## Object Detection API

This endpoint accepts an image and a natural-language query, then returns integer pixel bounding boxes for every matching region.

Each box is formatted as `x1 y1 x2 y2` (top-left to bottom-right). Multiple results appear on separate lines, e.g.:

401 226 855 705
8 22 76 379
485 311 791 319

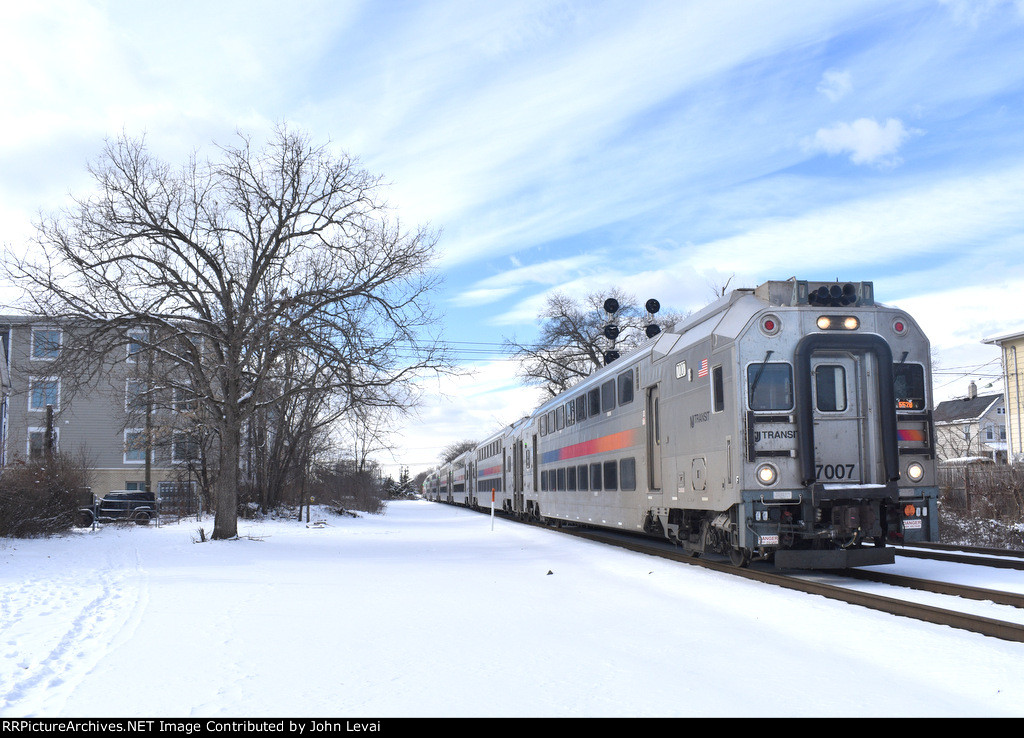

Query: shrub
0 454 93 537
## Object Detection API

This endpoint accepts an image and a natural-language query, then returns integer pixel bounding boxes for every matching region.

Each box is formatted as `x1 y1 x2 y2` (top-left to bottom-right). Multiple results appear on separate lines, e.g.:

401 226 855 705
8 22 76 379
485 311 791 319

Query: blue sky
2 0 1024 474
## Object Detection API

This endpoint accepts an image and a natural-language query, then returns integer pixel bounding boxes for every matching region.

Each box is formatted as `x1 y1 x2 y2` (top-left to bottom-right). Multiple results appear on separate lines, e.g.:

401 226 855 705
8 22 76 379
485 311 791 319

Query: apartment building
0 316 198 499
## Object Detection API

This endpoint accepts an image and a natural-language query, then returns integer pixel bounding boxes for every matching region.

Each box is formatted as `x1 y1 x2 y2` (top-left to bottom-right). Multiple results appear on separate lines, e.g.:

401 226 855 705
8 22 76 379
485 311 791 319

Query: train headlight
817 315 859 330
906 462 925 483
756 463 778 486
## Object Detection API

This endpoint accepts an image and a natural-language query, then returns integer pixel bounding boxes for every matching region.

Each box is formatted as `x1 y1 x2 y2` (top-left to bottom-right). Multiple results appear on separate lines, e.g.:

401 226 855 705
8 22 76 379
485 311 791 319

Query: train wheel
729 547 750 567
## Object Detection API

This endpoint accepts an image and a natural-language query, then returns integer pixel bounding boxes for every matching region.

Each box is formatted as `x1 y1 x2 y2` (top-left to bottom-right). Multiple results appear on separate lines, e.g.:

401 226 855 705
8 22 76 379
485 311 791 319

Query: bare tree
505 289 685 397
338 404 402 474
441 440 477 464
936 422 987 461
4 126 449 539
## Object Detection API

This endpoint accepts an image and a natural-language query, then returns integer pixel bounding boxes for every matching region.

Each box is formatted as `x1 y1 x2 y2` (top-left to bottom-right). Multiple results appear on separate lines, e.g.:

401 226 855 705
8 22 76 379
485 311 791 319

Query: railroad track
839 569 1024 609
537 517 1024 644
442 501 1024 643
895 541 1024 570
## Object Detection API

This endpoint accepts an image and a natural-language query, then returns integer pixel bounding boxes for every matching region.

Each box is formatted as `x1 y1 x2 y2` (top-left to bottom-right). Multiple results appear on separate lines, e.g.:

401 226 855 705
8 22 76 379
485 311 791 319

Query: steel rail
840 569 1024 609
557 526 1024 644
441 501 1024 643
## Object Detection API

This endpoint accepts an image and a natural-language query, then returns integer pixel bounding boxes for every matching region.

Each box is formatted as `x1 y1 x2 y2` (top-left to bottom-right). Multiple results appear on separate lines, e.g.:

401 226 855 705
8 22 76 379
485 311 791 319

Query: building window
29 377 60 411
173 386 196 412
126 379 147 412
127 330 147 363
172 433 200 463
31 328 61 360
27 427 58 459
124 429 148 464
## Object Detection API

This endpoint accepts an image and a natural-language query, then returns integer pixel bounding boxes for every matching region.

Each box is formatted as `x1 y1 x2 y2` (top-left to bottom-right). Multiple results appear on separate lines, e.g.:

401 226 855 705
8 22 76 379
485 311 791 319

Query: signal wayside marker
491 488 496 531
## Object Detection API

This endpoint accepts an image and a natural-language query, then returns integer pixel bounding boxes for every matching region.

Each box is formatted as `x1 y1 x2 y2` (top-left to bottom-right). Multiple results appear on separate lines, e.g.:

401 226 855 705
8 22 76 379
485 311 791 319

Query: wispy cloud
803 118 919 167
3 1 1024 465
451 253 606 307
817 69 853 101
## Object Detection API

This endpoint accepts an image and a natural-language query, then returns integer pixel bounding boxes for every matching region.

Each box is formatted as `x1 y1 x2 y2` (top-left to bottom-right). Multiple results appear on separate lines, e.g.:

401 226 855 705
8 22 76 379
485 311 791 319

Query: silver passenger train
425 279 939 568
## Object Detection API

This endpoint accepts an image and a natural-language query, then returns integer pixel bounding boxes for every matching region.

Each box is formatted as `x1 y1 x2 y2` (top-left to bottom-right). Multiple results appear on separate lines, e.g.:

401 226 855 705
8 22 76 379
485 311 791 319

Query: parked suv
77 490 158 526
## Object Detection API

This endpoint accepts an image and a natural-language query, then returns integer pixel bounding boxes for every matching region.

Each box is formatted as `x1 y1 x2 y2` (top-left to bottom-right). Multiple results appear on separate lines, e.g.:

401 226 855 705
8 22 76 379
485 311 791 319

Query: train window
711 365 725 413
540 470 548 492
567 466 576 491
815 365 847 412
556 406 565 430
618 370 634 405
747 363 794 411
588 388 601 416
601 380 616 413
603 460 618 491
577 465 588 491
557 467 566 491
575 395 587 423
620 458 636 491
590 463 602 491
565 400 575 426
894 363 926 410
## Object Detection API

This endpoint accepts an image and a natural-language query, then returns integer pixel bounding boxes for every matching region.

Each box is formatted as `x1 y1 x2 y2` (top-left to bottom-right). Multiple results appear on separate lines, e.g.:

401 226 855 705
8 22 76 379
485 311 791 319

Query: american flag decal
698 358 708 378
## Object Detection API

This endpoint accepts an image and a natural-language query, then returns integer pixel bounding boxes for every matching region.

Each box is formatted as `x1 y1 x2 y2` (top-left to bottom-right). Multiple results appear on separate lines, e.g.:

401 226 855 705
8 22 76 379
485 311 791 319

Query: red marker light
760 314 781 335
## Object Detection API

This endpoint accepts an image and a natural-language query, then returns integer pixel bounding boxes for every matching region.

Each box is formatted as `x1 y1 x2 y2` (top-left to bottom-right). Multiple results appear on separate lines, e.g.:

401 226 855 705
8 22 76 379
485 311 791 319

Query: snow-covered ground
2 500 1023 717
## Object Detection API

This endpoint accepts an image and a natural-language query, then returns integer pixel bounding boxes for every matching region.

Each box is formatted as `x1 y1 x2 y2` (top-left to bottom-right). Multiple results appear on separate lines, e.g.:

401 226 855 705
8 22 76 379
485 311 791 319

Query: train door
528 434 538 513
796 333 899 490
809 353 867 485
646 384 662 490
513 439 524 513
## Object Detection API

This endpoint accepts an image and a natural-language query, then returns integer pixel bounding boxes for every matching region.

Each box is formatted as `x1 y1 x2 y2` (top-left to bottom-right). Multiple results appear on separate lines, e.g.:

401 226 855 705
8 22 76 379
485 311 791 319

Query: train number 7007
815 463 857 481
